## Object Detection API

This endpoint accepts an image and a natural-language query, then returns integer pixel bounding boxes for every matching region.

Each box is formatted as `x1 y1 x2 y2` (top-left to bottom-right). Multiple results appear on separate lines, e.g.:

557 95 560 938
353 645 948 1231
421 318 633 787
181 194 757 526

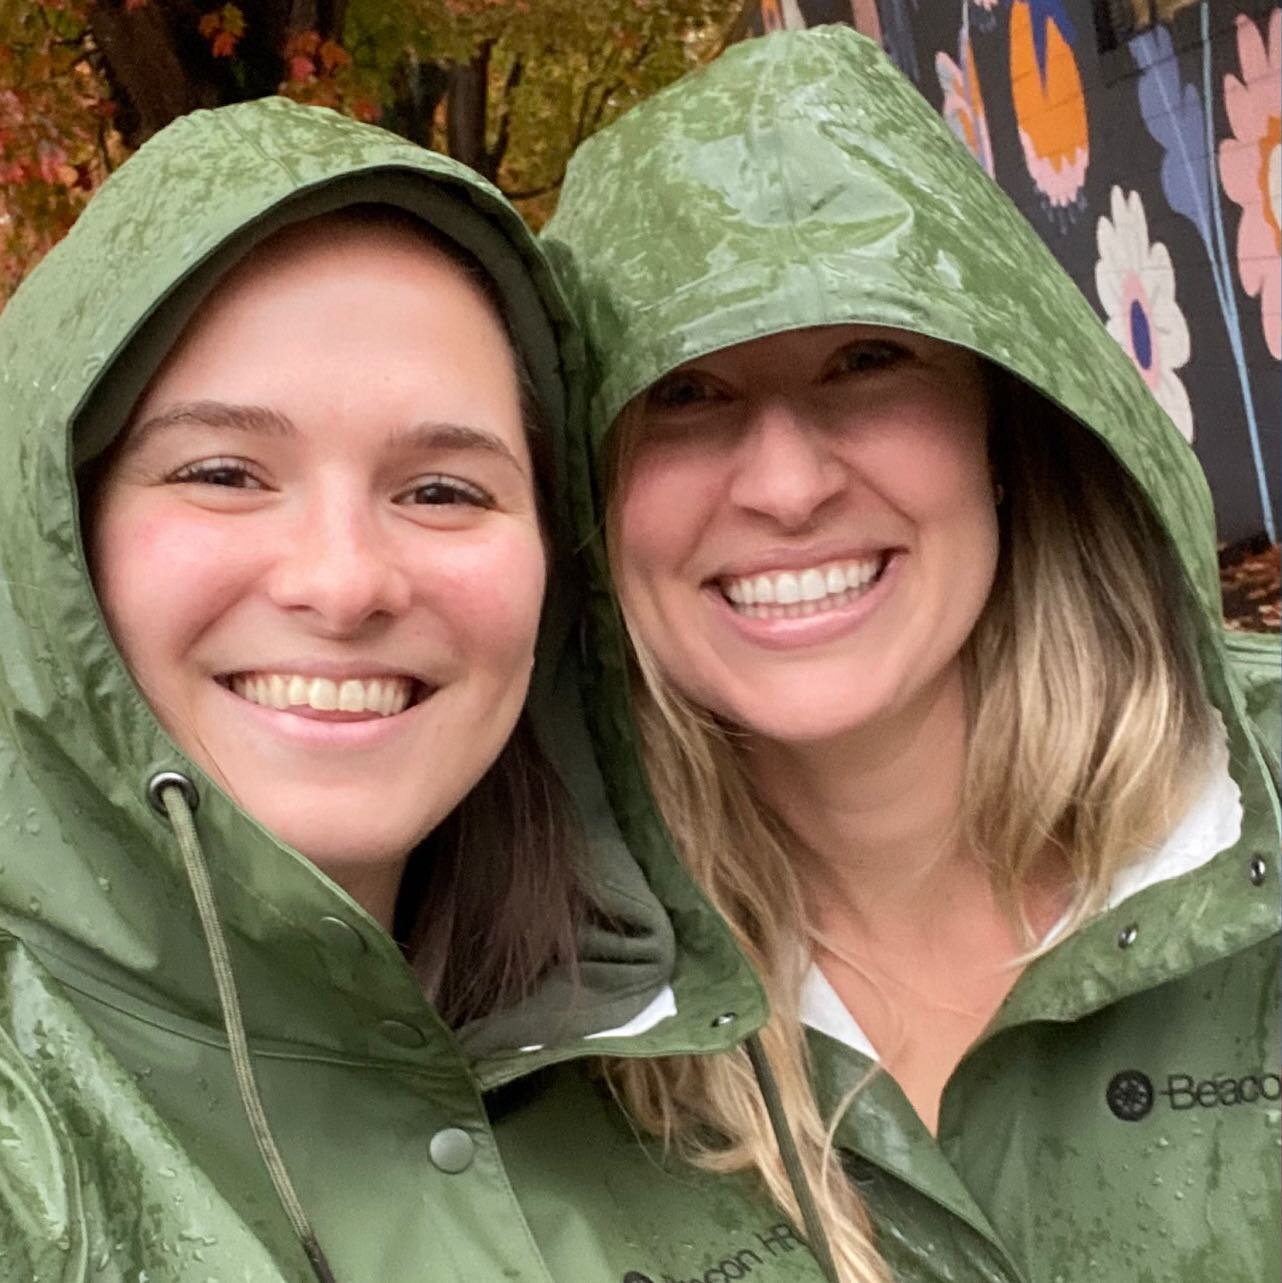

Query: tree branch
485 54 524 177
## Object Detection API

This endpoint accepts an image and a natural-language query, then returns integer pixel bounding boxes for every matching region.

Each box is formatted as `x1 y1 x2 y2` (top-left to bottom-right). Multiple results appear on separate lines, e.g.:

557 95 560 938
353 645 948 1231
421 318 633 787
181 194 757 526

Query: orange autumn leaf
284 30 321 58
318 39 349 73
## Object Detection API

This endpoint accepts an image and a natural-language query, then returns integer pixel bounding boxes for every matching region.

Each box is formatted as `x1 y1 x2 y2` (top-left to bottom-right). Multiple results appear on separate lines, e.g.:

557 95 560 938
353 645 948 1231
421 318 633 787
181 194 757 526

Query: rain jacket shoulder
0 99 835 1283
542 26 1282 1283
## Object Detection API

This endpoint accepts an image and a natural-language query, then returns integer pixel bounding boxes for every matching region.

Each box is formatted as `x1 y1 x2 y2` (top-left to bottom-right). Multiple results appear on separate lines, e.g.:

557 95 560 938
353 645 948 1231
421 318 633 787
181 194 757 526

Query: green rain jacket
543 26 1282 1283
0 99 836 1283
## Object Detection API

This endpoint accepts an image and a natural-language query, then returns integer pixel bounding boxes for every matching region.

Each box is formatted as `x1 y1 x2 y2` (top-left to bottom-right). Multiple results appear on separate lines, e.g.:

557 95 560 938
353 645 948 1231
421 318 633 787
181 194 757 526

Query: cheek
90 503 254 668
612 457 716 609
417 527 546 664
868 395 993 522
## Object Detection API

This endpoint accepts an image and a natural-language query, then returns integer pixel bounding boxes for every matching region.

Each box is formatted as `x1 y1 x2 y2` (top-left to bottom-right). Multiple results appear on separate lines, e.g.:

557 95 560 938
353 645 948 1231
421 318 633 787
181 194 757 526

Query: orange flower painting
1009 0 1089 210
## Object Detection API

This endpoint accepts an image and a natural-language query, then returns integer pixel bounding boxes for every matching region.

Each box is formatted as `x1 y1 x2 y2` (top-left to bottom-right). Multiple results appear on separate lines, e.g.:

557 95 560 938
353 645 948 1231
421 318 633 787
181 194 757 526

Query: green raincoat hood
0 97 766 1085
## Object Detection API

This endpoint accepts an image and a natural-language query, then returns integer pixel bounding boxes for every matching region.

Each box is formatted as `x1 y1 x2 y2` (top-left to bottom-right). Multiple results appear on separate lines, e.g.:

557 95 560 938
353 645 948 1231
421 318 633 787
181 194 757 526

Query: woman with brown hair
0 96 840 1283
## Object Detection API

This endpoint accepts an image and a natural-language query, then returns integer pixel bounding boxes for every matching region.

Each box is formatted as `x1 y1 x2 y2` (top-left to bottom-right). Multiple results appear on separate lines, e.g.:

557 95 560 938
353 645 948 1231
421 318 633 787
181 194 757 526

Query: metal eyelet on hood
147 770 200 818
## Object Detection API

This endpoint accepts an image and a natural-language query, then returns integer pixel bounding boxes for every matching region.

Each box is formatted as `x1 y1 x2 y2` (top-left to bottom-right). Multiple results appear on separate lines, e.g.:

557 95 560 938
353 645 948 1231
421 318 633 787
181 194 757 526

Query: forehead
189 216 496 338
134 216 517 404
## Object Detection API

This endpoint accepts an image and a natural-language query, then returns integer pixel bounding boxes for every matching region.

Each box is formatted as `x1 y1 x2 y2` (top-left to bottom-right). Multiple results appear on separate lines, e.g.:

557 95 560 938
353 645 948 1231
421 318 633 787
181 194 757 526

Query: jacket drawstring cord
153 776 338 1283
744 1032 842 1283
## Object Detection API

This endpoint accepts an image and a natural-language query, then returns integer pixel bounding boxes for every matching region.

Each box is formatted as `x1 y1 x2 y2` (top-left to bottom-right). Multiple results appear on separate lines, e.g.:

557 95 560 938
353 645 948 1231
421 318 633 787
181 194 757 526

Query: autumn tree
0 0 753 299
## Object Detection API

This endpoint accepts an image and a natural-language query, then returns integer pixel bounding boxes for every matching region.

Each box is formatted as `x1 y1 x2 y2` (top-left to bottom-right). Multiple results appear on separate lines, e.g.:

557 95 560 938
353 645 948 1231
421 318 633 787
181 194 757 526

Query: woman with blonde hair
545 26 1281 1283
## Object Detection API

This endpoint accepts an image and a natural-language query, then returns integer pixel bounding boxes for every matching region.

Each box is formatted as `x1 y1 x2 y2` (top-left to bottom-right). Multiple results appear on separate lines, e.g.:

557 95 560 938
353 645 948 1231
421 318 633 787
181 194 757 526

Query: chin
262 808 426 872
732 708 880 746
707 680 889 746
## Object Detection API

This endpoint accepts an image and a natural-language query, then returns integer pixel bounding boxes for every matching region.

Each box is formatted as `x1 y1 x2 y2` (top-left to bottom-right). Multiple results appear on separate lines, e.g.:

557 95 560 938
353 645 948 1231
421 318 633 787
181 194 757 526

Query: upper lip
708 545 899 581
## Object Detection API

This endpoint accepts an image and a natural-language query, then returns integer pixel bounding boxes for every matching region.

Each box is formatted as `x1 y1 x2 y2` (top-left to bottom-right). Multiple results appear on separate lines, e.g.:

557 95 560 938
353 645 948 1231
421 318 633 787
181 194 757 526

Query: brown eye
396 475 493 508
169 458 266 489
827 341 908 379
646 370 725 411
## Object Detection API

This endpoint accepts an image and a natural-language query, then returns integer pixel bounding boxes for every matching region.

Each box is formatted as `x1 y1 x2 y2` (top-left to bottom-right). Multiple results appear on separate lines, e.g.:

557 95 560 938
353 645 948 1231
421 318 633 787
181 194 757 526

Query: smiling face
611 325 998 746
88 217 546 894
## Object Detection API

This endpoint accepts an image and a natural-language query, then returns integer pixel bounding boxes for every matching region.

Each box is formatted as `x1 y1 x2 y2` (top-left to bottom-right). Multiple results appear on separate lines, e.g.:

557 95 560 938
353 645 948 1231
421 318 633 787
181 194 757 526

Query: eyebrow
390 421 527 475
127 401 526 474
128 400 295 447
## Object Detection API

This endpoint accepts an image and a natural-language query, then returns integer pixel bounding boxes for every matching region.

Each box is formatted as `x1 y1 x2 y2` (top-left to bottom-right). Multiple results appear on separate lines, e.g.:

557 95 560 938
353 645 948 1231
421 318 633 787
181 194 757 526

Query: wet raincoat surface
0 99 835 1283
542 26 1282 1283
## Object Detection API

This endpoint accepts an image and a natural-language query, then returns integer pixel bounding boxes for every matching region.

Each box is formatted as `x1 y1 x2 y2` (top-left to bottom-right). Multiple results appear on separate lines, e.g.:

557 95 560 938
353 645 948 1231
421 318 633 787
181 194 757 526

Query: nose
727 400 846 529
266 491 412 634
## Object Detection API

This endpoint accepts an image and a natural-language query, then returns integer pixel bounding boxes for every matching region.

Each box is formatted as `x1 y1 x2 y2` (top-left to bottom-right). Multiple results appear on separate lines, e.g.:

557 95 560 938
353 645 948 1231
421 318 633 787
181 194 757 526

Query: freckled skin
88 222 546 912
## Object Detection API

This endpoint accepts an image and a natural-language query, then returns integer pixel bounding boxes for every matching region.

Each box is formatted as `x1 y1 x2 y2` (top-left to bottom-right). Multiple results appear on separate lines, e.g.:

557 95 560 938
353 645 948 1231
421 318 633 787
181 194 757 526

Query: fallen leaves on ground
1220 538 1280 633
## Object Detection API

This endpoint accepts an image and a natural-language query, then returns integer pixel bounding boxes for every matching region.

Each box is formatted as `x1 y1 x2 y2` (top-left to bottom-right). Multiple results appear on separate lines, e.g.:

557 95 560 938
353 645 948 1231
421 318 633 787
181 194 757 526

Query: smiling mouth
715 552 893 619
218 672 428 718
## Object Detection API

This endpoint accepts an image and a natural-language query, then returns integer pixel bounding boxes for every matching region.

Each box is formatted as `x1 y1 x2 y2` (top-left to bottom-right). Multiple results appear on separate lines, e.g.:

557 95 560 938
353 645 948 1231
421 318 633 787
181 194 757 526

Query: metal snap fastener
377 1019 426 1048
710 1012 736 1027
1248 856 1268 886
147 770 199 817
429 1127 475 1174
1117 924 1138 949
317 915 368 956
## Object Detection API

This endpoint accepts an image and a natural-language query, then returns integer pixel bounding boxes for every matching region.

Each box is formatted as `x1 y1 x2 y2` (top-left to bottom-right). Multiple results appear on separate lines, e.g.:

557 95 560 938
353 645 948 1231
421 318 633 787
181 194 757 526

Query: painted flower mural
1009 0 1089 213
1218 10 1281 359
936 21 994 176
1095 186 1194 441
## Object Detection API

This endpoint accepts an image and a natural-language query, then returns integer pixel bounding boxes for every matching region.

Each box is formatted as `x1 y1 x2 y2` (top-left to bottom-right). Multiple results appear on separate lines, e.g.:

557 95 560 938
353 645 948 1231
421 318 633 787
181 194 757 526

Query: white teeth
230 673 414 717
309 678 339 711
268 674 289 709
800 569 827 602
720 555 886 616
775 572 801 605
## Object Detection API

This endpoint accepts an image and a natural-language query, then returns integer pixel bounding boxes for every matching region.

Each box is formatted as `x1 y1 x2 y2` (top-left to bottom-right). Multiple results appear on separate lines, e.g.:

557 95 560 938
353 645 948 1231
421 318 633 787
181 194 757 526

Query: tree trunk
385 51 450 147
446 40 493 180
87 0 221 147
87 0 348 150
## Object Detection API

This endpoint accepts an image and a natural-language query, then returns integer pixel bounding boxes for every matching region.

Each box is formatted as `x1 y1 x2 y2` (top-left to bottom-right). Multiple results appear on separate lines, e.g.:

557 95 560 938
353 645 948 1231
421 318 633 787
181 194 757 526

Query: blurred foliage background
0 0 757 299
1 1 1275 628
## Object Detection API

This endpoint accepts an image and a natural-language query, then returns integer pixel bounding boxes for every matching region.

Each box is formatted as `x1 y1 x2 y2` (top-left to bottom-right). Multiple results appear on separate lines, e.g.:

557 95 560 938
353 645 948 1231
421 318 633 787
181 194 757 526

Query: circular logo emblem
1107 1069 1155 1121
622 1274 654 1283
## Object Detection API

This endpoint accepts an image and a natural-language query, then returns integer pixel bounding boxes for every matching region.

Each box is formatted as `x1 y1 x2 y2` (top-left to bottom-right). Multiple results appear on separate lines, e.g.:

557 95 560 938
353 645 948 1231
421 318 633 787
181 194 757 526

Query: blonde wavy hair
597 369 1216 1283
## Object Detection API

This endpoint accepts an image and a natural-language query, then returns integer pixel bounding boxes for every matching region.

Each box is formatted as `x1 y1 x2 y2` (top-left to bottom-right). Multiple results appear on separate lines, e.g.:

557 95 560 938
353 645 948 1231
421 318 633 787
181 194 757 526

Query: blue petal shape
1027 0 1079 84
1130 26 1213 255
